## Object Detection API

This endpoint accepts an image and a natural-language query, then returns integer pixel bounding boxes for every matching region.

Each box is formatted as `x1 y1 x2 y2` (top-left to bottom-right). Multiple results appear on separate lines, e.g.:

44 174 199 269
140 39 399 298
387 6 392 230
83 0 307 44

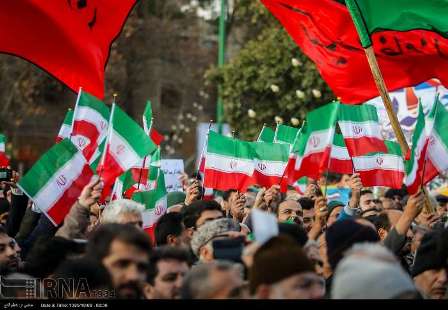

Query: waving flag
257 125 275 143
71 90 110 161
143 100 164 146
274 124 299 145
0 135 9 167
0 0 136 98
261 0 448 103
18 139 94 225
252 142 290 188
56 109 74 143
329 134 353 175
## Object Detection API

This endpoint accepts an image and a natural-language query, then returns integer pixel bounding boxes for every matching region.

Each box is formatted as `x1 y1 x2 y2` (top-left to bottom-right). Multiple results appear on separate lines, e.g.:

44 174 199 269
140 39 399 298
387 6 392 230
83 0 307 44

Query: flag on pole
132 170 168 230
17 139 94 225
261 0 448 103
405 104 430 194
352 140 405 189
0 135 9 167
252 141 290 189
70 90 110 161
292 177 308 195
98 104 157 194
143 100 164 146
337 103 387 156
204 131 255 192
257 125 275 143
56 109 74 143
329 133 353 175
274 124 299 145
0 0 136 98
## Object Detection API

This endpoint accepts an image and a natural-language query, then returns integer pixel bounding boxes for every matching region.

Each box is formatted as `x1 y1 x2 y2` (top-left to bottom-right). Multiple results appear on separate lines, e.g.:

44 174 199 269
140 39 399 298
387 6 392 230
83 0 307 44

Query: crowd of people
0 170 447 299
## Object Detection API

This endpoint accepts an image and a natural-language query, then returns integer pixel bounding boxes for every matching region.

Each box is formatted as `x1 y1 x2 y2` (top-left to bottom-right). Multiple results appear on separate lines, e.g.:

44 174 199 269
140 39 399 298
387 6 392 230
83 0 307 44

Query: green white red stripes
18 139 94 225
71 89 110 161
329 133 353 174
252 141 289 188
99 104 157 190
56 109 74 143
275 124 299 145
337 104 387 156
353 141 404 189
0 134 9 167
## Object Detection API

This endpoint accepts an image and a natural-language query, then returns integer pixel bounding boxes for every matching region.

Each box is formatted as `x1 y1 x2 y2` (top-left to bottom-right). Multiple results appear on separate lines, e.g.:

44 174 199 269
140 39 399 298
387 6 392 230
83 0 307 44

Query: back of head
155 213 183 246
147 246 190 285
181 200 223 229
52 257 113 299
249 235 314 295
332 243 417 299
101 199 144 224
24 237 86 278
297 197 314 210
86 223 152 262
325 220 379 271
278 222 308 247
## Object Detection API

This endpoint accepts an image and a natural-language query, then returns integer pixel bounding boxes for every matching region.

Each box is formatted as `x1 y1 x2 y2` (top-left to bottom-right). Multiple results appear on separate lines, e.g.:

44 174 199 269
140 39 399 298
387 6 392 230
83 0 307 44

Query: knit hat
325 220 380 271
249 235 314 294
167 191 186 208
327 200 344 218
411 228 448 277
190 218 240 257
332 254 416 298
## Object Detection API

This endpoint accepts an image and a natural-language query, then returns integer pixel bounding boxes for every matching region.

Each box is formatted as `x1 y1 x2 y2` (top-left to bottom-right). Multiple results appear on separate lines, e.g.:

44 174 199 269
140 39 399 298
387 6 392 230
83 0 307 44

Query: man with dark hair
155 213 188 248
383 188 407 211
0 225 20 275
86 223 152 299
52 258 114 299
181 200 224 233
275 199 302 225
144 246 190 299
297 197 315 232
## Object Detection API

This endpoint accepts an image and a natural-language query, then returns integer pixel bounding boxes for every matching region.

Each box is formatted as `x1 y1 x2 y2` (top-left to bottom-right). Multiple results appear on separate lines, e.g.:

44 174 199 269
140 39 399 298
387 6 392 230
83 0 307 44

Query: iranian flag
18 139 94 225
337 103 387 157
405 104 430 194
71 89 110 161
98 104 157 195
420 97 448 186
257 125 275 143
352 141 405 189
132 170 167 231
89 140 106 172
329 133 353 175
204 131 255 192
275 124 299 145
252 141 290 189
143 100 164 146
55 109 74 143
293 177 308 195
0 134 9 167
287 102 339 182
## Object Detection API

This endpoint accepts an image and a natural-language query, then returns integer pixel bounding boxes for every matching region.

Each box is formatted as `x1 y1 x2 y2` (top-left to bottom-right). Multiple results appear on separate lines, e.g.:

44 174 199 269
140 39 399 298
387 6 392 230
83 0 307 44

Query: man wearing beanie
412 228 448 299
249 235 325 299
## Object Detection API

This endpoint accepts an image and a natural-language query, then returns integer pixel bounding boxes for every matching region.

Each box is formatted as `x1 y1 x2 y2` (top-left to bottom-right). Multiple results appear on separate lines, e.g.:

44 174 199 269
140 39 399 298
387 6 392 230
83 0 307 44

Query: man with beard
86 223 152 299
0 226 20 275
275 199 302 225
144 246 190 299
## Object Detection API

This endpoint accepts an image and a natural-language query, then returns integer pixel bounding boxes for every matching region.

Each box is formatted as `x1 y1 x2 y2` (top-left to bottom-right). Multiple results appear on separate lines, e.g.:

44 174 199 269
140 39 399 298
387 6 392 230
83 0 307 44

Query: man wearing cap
249 235 325 299
412 228 448 299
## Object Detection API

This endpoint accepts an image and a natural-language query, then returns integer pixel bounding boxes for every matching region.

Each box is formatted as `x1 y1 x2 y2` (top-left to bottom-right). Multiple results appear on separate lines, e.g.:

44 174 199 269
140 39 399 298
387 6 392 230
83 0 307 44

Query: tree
205 0 336 139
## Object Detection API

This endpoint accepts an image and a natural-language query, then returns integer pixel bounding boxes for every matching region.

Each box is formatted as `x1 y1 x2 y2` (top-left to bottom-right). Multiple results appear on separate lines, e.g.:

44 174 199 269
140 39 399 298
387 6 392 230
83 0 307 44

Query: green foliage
206 1 335 139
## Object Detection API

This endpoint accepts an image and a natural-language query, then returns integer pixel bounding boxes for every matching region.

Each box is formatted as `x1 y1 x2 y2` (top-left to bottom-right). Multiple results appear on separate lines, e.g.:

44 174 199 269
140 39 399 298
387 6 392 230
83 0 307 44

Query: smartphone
212 236 245 263
0 168 12 182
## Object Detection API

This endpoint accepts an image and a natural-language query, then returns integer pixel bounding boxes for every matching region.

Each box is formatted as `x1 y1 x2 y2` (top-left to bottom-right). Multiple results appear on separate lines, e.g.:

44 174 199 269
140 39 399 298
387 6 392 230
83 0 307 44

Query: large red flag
261 0 448 104
0 0 136 99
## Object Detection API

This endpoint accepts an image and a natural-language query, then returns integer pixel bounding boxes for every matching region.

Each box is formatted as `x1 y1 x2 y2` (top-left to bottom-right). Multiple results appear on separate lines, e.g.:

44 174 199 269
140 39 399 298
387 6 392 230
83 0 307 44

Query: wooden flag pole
364 47 433 214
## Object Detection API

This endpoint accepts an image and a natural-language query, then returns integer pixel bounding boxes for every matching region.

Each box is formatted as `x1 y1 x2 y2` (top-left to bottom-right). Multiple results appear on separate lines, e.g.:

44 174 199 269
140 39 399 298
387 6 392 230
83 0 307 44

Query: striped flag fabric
55 109 74 143
405 104 430 194
329 133 353 175
275 124 299 145
143 100 164 146
18 139 94 225
204 131 255 192
353 140 405 189
257 125 275 143
98 104 157 194
292 177 308 194
0 134 9 167
71 90 110 162
337 104 387 157
252 141 290 188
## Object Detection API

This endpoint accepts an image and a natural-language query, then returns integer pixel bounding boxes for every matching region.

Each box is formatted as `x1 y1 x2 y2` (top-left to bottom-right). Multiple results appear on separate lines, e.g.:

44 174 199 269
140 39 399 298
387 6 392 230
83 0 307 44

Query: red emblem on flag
116 144 125 155
258 163 267 171
309 136 320 148
56 175 67 187
353 125 363 136
376 156 384 166
230 160 237 170
155 204 164 216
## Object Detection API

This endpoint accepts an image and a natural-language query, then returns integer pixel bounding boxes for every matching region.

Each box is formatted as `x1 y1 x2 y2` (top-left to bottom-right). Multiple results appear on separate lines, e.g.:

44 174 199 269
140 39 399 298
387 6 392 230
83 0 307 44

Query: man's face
0 234 19 274
196 210 223 228
102 239 149 299
270 272 325 299
414 268 448 299
277 200 302 224
360 193 376 212
150 259 189 299
302 209 315 232
327 206 343 226
117 212 143 229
